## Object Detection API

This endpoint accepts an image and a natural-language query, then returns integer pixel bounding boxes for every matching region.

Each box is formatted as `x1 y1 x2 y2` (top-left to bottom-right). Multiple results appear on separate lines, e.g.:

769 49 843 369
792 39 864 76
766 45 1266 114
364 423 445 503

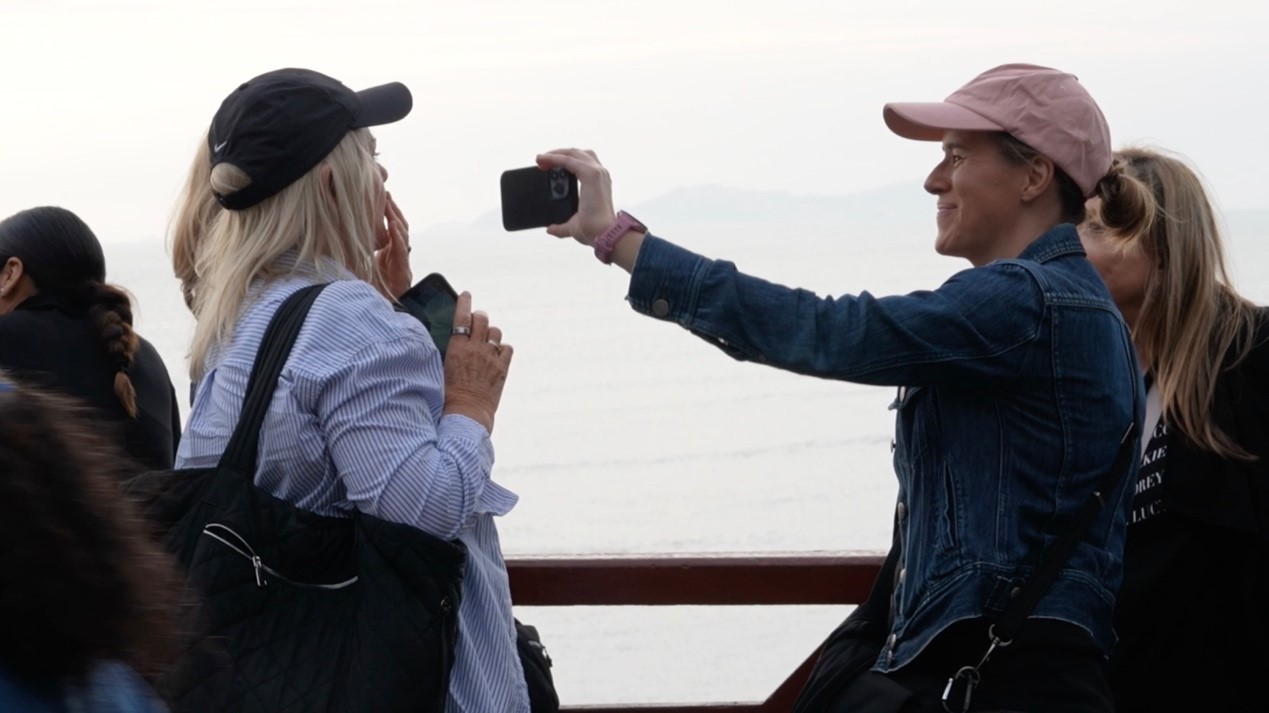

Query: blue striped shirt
175 261 529 712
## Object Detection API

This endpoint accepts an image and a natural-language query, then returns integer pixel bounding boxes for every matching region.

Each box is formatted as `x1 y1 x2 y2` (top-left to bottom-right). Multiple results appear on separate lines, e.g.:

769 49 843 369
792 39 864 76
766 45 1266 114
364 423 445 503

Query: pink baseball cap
883 63 1111 196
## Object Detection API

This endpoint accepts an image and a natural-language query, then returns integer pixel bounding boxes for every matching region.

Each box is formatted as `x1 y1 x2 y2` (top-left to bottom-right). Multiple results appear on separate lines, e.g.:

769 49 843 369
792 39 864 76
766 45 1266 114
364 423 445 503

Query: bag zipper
202 522 359 590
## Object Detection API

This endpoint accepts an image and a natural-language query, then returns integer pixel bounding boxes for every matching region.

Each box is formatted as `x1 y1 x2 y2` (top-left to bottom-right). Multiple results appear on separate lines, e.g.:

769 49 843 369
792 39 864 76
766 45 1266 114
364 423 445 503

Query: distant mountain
629 183 931 228
426 182 933 242
424 184 1269 258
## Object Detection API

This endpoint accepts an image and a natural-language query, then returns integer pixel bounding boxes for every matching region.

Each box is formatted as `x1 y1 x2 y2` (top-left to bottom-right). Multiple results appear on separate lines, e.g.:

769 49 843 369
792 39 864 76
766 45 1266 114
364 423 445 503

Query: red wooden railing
506 552 886 712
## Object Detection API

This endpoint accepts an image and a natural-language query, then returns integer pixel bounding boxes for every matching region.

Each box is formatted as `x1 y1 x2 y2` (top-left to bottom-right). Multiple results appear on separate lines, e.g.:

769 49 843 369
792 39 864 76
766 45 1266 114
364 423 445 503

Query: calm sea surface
101 212 1269 705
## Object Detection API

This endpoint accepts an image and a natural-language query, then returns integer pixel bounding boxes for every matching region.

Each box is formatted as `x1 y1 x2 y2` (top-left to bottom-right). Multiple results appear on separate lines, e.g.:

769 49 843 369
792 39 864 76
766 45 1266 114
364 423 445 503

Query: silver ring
451 326 472 336
487 339 500 347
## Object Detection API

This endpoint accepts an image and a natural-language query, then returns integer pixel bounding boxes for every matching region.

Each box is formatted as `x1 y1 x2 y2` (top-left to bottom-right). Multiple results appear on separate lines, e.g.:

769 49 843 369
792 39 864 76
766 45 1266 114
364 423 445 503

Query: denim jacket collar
1012 223 1085 264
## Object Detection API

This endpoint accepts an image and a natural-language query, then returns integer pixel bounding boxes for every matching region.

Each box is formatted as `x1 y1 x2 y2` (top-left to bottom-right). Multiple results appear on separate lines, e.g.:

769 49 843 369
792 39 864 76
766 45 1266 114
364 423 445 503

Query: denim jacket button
896 501 907 521
651 299 670 317
898 567 907 585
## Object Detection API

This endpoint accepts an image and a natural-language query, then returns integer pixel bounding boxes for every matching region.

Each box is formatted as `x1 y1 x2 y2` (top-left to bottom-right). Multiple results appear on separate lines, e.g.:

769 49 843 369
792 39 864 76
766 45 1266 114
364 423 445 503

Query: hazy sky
2 0 1265 244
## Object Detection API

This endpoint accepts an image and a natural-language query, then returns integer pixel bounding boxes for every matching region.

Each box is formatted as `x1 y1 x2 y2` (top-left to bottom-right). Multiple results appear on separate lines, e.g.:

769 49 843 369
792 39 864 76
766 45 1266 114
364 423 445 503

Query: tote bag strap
217 283 329 475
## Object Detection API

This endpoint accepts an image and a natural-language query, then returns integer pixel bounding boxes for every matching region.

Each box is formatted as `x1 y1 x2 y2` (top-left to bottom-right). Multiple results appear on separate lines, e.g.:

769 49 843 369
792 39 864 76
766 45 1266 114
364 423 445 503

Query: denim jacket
626 225 1143 670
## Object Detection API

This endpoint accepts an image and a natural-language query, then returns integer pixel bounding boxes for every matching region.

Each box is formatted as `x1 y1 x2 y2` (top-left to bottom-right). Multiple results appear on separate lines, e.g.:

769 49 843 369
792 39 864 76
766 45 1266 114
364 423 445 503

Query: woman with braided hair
0 206 180 471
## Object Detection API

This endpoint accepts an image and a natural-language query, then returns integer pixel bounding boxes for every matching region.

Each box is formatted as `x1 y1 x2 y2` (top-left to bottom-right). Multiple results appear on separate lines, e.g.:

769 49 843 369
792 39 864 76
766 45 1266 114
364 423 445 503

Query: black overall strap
993 421 1137 643
217 284 328 475
943 421 1137 711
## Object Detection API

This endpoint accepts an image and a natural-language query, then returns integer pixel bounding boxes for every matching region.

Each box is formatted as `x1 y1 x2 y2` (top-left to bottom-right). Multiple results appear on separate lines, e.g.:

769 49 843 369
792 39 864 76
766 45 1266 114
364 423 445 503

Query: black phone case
500 167 579 231
398 273 458 358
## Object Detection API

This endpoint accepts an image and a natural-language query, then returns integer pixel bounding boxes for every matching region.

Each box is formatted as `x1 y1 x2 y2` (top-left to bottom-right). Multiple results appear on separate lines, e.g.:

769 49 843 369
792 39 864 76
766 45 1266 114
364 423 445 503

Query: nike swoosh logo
213 141 228 152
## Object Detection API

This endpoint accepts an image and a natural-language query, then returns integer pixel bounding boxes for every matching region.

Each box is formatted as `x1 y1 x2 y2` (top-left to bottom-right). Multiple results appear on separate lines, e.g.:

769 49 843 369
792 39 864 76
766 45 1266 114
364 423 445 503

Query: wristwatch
592 211 647 264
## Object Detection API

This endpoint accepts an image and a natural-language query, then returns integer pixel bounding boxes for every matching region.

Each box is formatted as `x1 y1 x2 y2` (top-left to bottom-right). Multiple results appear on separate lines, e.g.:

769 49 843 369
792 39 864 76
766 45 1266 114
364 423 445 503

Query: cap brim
352 82 413 128
883 102 1004 141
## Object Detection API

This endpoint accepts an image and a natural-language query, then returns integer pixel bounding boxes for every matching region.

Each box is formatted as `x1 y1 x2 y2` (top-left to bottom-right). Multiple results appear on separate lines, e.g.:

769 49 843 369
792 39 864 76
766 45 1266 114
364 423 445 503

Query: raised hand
442 291 514 433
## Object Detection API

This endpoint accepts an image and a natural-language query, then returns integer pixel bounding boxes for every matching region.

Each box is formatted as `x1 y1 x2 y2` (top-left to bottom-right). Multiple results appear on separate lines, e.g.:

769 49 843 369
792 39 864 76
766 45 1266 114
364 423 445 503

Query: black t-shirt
1115 408 1180 615
1111 359 1269 712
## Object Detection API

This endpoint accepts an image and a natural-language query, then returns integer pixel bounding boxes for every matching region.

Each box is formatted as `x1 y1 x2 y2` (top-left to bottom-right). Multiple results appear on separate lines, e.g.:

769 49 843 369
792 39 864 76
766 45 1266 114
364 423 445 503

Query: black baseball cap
208 68 412 210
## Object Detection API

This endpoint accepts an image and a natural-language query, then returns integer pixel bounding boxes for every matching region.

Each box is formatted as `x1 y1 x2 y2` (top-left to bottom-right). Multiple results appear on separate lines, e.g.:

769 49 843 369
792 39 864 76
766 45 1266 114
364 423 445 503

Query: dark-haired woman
0 375 177 712
0 206 180 471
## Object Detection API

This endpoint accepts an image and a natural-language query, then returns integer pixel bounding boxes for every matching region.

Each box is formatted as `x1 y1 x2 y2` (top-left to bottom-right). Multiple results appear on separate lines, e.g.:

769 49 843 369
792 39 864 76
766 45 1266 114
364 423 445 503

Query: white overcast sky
1 0 1265 244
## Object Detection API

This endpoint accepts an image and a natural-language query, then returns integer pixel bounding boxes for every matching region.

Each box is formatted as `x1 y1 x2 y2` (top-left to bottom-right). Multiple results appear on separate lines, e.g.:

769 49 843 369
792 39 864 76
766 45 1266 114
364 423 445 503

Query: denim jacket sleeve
626 235 1047 387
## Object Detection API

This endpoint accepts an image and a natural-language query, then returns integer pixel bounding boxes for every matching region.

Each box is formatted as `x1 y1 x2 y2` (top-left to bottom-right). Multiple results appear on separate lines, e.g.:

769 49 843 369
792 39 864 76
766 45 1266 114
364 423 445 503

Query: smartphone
500 166 579 231
397 272 459 358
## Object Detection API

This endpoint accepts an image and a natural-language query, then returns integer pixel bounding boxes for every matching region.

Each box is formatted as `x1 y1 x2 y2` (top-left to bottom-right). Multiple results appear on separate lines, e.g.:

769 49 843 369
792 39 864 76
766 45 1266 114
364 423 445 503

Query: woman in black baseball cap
167 68 531 712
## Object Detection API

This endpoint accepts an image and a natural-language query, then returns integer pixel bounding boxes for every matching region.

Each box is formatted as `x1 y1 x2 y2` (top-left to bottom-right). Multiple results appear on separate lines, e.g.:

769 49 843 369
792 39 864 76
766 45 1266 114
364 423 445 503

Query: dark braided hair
0 207 141 417
0 376 179 681
88 282 141 417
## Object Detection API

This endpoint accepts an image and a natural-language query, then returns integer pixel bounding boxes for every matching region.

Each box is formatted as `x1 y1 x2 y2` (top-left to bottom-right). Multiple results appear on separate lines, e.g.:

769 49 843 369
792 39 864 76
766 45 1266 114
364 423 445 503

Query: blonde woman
173 68 527 712
1078 146 1269 712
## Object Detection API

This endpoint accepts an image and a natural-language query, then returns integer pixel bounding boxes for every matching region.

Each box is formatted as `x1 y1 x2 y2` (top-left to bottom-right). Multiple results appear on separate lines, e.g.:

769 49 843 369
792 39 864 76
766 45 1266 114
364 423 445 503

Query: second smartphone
397 272 459 359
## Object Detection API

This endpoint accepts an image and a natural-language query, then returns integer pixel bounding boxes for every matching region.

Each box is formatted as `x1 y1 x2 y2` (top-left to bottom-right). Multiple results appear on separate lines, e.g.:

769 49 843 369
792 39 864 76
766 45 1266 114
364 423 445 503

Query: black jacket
0 293 180 470
1111 307 1269 713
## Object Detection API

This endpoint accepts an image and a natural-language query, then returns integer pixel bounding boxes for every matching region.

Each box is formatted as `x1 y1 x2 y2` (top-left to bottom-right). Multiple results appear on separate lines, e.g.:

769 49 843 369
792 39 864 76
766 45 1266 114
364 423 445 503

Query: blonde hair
181 128 386 379
1106 146 1258 459
169 131 218 312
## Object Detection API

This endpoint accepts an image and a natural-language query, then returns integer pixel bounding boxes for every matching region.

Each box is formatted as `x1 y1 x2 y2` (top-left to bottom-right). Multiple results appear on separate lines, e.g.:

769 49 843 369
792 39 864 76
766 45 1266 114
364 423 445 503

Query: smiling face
922 130 1034 266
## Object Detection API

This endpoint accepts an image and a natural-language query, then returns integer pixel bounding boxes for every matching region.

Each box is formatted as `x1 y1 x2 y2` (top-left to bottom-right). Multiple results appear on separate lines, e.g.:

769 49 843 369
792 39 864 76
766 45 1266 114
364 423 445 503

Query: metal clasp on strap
942 625 1011 712
942 665 979 713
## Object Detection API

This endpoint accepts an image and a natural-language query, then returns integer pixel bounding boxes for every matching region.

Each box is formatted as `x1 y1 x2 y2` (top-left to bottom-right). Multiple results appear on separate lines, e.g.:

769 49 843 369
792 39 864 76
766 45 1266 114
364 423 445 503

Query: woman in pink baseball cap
534 63 1157 712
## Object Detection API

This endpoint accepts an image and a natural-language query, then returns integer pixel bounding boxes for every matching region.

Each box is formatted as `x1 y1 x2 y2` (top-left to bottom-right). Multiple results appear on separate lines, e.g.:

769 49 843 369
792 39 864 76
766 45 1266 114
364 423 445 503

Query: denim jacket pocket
888 385 930 473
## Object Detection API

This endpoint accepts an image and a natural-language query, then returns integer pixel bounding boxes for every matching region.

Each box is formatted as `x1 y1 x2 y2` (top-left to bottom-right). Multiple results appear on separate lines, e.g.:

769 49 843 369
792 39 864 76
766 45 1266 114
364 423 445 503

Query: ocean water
100 203 1269 705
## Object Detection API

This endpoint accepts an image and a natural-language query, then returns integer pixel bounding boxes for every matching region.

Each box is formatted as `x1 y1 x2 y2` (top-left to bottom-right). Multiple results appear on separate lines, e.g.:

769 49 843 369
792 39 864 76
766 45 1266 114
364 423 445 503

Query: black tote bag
126 284 467 713
792 532 916 713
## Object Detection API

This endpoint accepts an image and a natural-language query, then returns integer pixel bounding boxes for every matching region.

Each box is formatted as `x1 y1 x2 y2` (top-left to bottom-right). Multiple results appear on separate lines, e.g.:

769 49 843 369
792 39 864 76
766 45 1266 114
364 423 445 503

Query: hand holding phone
500 166 579 231
533 149 621 245
397 272 459 358
441 291 514 434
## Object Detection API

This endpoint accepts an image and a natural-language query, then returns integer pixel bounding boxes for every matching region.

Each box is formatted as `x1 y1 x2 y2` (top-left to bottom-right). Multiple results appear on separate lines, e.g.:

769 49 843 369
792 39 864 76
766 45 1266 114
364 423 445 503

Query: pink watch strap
593 211 647 264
